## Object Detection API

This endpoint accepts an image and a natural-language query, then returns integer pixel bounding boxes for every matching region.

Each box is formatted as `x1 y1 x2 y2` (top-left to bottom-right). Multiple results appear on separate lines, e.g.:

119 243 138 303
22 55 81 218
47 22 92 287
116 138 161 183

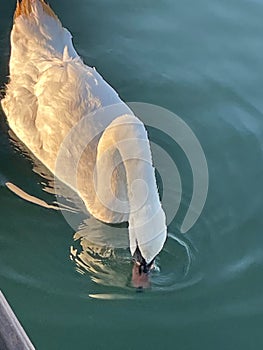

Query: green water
1 0 263 349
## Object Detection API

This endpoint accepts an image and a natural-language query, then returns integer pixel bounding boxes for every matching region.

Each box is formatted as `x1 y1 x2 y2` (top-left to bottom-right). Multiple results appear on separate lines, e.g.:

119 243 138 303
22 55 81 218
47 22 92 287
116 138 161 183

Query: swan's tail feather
14 0 59 22
11 0 78 61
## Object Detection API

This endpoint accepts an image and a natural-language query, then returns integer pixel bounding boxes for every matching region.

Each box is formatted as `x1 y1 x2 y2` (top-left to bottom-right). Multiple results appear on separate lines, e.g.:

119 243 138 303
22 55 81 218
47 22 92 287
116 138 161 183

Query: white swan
1 0 167 286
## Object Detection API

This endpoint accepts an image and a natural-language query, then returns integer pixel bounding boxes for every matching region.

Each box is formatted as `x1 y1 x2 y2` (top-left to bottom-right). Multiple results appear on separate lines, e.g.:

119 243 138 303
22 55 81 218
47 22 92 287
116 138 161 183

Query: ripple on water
69 222 203 299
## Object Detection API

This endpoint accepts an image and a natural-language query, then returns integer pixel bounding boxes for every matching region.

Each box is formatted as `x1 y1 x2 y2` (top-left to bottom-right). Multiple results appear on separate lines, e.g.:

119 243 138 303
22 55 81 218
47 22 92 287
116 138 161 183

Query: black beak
131 247 155 289
133 246 155 273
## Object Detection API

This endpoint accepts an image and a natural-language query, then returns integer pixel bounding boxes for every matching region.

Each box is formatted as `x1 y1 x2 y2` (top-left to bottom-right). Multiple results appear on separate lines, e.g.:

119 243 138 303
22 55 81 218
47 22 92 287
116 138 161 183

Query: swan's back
2 0 122 172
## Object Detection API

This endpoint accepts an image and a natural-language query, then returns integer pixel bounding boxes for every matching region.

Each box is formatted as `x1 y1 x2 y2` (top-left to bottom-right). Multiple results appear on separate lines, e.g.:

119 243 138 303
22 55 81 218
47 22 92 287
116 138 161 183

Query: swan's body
1 0 167 266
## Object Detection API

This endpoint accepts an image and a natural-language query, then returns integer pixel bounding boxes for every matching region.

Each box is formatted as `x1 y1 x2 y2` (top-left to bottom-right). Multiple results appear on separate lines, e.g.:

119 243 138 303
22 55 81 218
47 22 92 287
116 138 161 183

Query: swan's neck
96 114 167 263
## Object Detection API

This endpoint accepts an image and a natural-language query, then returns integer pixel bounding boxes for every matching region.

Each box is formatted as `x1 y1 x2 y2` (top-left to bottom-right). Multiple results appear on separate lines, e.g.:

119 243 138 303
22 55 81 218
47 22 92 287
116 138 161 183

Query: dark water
1 0 263 349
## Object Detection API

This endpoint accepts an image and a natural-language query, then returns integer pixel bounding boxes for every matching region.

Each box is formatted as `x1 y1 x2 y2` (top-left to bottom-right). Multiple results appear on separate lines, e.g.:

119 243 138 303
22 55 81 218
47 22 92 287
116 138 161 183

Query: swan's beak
131 262 151 289
131 247 155 289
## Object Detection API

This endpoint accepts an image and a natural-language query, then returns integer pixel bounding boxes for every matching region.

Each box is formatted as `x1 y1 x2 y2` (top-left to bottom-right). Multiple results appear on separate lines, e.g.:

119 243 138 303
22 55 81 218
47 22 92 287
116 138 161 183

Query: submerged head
131 247 155 289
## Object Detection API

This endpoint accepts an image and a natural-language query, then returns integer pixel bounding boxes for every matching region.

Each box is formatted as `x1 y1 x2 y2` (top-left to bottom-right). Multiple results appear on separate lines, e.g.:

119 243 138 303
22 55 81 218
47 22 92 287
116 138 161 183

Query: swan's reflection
70 217 133 288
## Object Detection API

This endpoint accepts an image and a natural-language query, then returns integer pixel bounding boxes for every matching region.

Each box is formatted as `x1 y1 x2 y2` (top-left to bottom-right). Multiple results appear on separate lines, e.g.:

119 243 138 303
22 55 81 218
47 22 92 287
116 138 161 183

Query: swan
1 0 167 287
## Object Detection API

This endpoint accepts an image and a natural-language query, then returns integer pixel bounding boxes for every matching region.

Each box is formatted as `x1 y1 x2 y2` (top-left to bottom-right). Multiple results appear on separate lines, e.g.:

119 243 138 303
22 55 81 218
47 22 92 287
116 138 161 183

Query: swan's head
131 247 155 289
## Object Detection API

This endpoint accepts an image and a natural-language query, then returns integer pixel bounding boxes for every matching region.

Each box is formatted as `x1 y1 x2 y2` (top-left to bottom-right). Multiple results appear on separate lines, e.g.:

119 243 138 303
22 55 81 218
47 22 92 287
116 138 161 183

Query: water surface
1 0 263 349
